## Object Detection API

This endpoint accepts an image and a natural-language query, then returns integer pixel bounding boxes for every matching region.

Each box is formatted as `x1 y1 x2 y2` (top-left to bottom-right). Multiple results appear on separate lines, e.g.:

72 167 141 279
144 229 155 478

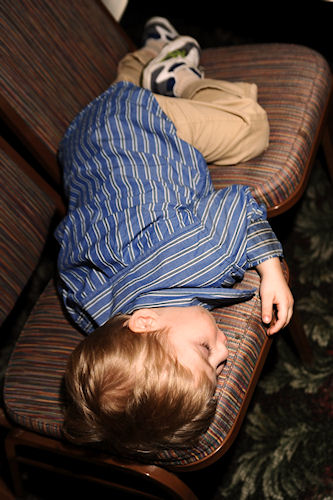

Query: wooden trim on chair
0 137 65 218
0 97 61 187
267 80 333 218
0 408 12 430
4 427 198 500
0 478 14 500
322 94 333 183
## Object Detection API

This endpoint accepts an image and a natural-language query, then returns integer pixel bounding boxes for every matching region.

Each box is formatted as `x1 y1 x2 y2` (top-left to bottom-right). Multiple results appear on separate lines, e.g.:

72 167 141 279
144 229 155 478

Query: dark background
120 0 333 67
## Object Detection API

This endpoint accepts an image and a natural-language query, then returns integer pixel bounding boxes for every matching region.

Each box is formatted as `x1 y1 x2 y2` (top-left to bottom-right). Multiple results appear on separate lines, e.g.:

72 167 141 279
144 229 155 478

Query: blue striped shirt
55 81 283 334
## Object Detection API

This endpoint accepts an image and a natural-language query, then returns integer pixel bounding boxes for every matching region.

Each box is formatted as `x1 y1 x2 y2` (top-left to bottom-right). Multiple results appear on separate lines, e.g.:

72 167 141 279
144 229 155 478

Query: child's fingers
259 275 294 335
264 304 281 335
266 301 293 335
261 295 273 326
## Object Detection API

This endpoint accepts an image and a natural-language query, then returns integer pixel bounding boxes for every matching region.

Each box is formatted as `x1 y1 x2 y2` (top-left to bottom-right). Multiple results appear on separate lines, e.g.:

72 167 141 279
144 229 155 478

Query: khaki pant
114 48 269 165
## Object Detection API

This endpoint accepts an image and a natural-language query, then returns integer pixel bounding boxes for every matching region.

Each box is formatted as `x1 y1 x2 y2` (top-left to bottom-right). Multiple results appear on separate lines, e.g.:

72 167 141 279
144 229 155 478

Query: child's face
158 306 229 383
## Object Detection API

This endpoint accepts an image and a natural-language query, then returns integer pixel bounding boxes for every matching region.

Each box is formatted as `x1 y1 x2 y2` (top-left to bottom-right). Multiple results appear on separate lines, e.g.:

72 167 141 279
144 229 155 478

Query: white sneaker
141 36 203 97
142 16 179 46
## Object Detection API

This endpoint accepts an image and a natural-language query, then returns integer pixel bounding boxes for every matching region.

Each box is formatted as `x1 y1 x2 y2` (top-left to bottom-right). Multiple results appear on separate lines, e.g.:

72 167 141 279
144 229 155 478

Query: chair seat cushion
202 43 332 215
4 269 270 467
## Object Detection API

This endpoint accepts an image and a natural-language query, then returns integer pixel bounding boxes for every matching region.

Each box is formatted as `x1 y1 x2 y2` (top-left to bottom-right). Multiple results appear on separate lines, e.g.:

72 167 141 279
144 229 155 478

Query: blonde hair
63 314 217 457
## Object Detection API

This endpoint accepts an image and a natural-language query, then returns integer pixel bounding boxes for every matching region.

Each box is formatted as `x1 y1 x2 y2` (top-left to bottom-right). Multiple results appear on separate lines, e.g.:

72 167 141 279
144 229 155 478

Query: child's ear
127 309 160 333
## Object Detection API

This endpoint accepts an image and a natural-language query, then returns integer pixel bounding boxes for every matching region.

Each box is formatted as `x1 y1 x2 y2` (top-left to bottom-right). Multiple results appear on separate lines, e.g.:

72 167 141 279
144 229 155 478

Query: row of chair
0 1 332 498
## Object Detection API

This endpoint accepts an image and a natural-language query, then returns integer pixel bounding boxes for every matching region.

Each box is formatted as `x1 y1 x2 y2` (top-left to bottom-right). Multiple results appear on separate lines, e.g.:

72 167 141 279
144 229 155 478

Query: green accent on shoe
162 49 188 61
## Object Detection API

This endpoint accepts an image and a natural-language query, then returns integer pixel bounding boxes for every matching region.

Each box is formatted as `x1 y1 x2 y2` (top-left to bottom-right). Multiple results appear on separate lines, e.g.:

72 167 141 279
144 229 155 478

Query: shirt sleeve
193 184 283 286
244 188 283 267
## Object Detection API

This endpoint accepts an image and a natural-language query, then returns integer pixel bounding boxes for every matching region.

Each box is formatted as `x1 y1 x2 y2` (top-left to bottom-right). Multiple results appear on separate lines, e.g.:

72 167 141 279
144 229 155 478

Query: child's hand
256 257 294 335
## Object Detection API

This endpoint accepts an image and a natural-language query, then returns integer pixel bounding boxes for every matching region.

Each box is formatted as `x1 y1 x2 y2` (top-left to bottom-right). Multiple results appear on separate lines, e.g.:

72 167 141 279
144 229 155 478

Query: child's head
63 306 228 457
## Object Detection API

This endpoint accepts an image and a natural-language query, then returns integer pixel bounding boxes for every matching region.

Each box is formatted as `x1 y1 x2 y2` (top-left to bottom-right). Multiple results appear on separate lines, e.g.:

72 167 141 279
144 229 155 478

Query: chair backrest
0 139 61 326
0 0 135 186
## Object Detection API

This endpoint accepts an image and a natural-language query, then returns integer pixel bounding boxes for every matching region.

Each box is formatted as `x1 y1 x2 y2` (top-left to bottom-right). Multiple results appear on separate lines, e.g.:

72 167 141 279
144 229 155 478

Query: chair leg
322 127 333 183
288 307 313 365
321 93 333 183
4 432 25 498
0 478 14 500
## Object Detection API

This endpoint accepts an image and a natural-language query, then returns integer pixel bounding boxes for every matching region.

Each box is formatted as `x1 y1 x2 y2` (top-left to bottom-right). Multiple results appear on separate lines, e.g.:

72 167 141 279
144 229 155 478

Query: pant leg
113 47 157 86
154 78 269 165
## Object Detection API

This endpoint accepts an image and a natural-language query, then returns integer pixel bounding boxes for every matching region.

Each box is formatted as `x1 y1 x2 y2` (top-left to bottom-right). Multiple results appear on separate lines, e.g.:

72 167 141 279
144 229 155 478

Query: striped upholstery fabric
202 44 332 214
0 0 134 184
4 269 269 467
0 148 55 326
